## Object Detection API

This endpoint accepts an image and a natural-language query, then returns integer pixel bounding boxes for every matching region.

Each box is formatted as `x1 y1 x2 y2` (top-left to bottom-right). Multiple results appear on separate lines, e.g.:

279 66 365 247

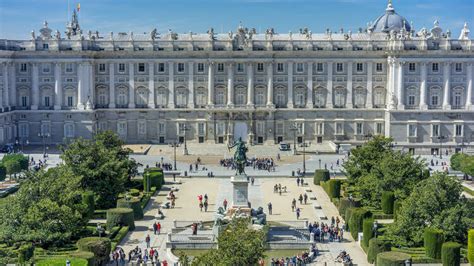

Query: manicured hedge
313 169 330 185
344 208 355 231
381 191 395 214
82 191 95 219
367 238 391 264
328 179 341 199
144 167 164 189
116 198 143 220
338 198 362 220
129 189 140 197
106 208 135 230
393 200 401 221
441 242 461 266
468 229 474 265
70 250 95 265
362 218 374 247
424 228 445 259
0 164 6 181
349 208 372 240
376 251 411 266
76 237 111 266
17 243 34 264
111 226 130 250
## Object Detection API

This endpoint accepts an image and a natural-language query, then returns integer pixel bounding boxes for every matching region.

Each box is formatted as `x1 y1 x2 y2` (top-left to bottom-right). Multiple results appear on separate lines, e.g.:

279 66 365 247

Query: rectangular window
65 63 73 73
408 95 416 106
376 123 383 135
198 123 205 135
408 124 417 137
276 123 284 135
455 124 463 137
257 63 264 72
277 63 284 73
118 63 126 73
138 121 146 135
315 122 324 135
158 63 165 73
21 96 27 106
98 63 106 73
19 124 28 138
409 63 416 72
98 121 107 132
356 63 364 72
316 63 324 72
296 123 304 135
216 123 225 136
43 43 49 50
65 124 74 138
44 97 50 107
376 63 383 72
158 123 166 135
237 63 244 73
296 63 304 73
67 96 73 107
335 122 343 134
117 122 127 136
217 63 224 73
356 122 363 135
197 63 204 73
455 63 462 72
138 63 145 73
432 63 439 72
432 124 439 137
41 124 50 135
336 63 343 73
20 63 27 72
177 63 185 73
256 122 265 135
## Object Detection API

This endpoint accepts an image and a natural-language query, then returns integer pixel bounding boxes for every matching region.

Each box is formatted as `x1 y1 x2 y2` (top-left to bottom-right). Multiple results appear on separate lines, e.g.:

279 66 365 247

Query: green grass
35 257 88 266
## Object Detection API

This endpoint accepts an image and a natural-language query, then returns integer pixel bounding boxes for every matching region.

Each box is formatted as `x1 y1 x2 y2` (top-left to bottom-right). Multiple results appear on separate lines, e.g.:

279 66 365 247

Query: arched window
334 87 346 108
406 86 418 107
314 87 326 108
294 86 306 108
255 86 266 106
136 87 149 107
452 87 464 108
354 87 366 108
195 87 207 107
156 87 168 107
274 86 287 108
429 86 441 108
235 86 246 106
373 87 386 107
116 86 128 106
215 86 226 106
175 87 188 107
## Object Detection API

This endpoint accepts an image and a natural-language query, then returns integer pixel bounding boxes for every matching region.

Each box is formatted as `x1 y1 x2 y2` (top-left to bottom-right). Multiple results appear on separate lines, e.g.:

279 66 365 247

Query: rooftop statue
227 137 248 175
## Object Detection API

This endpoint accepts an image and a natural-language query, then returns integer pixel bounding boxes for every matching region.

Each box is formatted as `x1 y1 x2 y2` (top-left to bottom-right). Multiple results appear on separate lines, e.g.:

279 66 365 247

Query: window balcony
116 104 128 108
135 104 148 109
354 104 366 109
313 105 326 109
405 105 419 110
452 105 464 110
373 104 386 109
333 105 345 109
95 104 108 109
428 105 442 110
39 106 54 110
275 104 287 108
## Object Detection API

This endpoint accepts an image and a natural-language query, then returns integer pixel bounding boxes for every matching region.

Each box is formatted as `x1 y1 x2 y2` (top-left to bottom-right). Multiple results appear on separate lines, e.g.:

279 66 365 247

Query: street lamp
38 132 50 158
318 158 322 169
438 135 447 159
302 135 307 174
182 124 190 155
169 141 179 170
290 123 298 155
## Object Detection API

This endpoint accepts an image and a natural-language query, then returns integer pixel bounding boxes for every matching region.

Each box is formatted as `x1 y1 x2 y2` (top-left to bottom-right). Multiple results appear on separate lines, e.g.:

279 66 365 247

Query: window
455 63 462 72
376 63 383 72
455 124 463 137
408 95 416 106
335 122 344 135
432 63 439 72
217 63 224 73
235 88 246 105
334 89 345 107
453 90 462 107
44 97 50 107
64 124 74 138
195 90 206 106
315 122 324 135
314 89 325 108
356 63 363 72
65 63 73 73
117 89 127 105
177 63 185 73
237 63 244 73
296 63 304 73
41 123 50 135
277 63 284 73
98 90 107 105
138 63 145 73
276 123 284 135
408 63 416 72
19 124 28 138
42 64 50 73
336 63 343 73
156 90 167 107
99 63 106 73
374 88 386 107
431 94 439 106
198 123 205 135
356 122 363 135
316 63 324 72
43 43 49 50
67 96 73 107
21 96 27 107
158 63 165 73
158 123 166 135
216 122 226 136
408 124 417 137
136 89 148 106
176 90 187 107
197 63 204 73
256 122 265 135
432 124 439 137
255 91 265 105
20 63 27 72
296 123 304 135
98 121 107 132
118 63 126 73
257 63 264 72
117 121 127 136
295 91 305 107
376 123 383 135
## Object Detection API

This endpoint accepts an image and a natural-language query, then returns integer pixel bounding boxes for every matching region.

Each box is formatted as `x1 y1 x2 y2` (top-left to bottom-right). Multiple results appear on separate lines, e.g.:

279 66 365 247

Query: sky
0 0 473 40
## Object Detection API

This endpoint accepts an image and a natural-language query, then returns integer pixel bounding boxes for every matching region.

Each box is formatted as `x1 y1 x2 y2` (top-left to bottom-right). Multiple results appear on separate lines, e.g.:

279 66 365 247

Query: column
207 62 214 106
442 62 451 109
346 62 353 108
77 63 84 109
287 62 293 108
128 62 135 108
420 62 428 110
54 63 62 110
466 63 473 110
266 62 274 107
397 61 405 110
88 62 94 108
326 62 333 108
247 62 254 107
31 63 39 110
188 62 194 108
307 62 313 108
366 62 373 108
8 63 15 108
1 63 7 109
227 62 234 106
168 61 175 108
388 58 397 109
109 62 116 108
148 62 155 108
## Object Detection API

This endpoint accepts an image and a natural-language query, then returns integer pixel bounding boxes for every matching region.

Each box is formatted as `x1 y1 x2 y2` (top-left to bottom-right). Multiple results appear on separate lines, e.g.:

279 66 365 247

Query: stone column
466 63 473 110
387 58 397 110
168 61 175 108
31 63 39 110
207 62 214 106
148 62 155 108
88 62 94 108
247 63 254 107
109 62 116 108
366 62 373 108
346 62 353 108
442 62 451 109
266 62 274 107
307 62 313 108
54 63 62 110
227 62 234 106
287 62 293 108
397 61 405 110
1 63 8 109
188 62 194 108
8 63 15 108
326 62 333 108
128 62 135 108
420 62 428 110
77 63 84 109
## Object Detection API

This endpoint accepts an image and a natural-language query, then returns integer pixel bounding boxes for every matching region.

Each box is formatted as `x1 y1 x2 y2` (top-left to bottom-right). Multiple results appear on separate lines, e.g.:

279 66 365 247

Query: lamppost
302 135 307 174
96 223 104 238
169 141 179 170
318 158 322 169
438 135 447 159
290 123 298 155
182 124 190 155
38 132 50 158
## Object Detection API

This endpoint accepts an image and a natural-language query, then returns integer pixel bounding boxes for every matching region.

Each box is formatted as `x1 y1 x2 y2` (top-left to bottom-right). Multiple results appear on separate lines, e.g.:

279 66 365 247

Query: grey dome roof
369 2 411 33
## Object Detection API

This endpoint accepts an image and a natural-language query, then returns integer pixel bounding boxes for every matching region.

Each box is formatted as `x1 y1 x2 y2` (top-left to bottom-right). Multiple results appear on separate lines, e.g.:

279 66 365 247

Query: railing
452 105 464 110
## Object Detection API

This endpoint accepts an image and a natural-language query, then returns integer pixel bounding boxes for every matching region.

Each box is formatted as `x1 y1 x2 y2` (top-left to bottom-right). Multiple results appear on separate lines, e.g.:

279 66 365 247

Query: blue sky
0 0 473 40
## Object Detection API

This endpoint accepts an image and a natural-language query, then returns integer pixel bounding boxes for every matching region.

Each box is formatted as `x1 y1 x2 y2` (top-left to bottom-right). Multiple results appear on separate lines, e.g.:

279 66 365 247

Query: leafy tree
450 153 467 171
386 173 472 246
460 155 474 177
0 163 6 181
192 218 267 265
3 159 21 177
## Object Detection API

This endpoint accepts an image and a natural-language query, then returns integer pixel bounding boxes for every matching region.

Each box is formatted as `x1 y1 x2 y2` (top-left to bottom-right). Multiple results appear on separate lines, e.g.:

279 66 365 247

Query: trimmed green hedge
381 191 395 214
82 191 95 219
17 243 34 264
344 208 355 231
362 218 374 247
393 200 401 221
106 208 135 230
129 189 140 197
116 198 143 220
367 238 391 263
328 179 341 199
441 242 461 266
424 228 445 259
349 208 372 240
36 257 89 266
70 250 96 266
313 169 330 185
144 167 164 190
468 229 474 265
111 226 129 250
377 251 411 266
76 237 111 266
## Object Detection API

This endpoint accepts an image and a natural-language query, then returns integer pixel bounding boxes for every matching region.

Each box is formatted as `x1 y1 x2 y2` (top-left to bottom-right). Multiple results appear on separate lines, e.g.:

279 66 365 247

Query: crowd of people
269 244 318 265
308 217 345 243
122 246 167 265
219 157 276 172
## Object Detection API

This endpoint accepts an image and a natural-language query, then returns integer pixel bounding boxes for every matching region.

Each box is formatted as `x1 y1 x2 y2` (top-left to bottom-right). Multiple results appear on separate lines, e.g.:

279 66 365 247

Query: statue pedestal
231 173 249 208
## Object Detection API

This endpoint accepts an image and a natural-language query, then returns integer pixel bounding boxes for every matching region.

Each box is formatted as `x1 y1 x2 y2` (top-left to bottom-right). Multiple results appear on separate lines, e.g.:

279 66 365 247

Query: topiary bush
468 229 474 265
441 242 461 266
82 191 95 219
362 218 374 247
106 208 135 230
367 238 391 264
328 179 341 199
144 167 164 189
313 169 330 185
393 200 401 221
116 198 143 220
381 191 395 214
376 251 411 266
129 189 140 197
349 208 372 240
76 237 111 266
424 228 445 259
17 243 34 264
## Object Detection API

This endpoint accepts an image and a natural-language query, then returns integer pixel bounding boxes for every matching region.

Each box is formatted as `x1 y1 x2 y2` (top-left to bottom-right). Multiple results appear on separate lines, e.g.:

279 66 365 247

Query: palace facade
0 2 473 154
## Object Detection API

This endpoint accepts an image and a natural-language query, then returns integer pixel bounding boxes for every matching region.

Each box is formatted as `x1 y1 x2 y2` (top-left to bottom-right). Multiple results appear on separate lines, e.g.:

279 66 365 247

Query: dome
369 1 411 33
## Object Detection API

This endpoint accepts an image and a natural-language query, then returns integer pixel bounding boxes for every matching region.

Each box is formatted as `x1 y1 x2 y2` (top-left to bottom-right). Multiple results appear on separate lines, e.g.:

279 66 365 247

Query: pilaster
188 62 194 108
128 62 136 108
346 62 353 109
109 62 116 108
419 62 428 110
466 63 473 110
227 62 234 107
168 61 175 108
442 62 451 110
326 62 333 108
54 63 62 110
31 63 39 110
77 63 84 109
366 62 373 108
266 62 274 108
397 60 405 110
8 63 15 108
307 62 313 108
287 62 293 108
246 62 254 107
207 62 214 107
148 62 155 108
1 63 7 109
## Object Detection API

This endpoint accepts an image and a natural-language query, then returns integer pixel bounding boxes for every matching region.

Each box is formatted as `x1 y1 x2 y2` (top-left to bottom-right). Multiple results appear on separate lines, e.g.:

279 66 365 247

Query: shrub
144 167 164 189
362 218 374 247
349 208 372 240
339 198 362 219
344 208 355 231
70 250 95 265
1 154 29 172
82 191 95 219
381 191 395 214
76 237 111 266
116 198 143 220
393 200 401 221
441 242 461 266
106 208 135 230
450 153 466 171
129 189 140 197
468 229 474 265
367 238 391 263
111 226 129 250
328 179 341 199
376 251 411 266
17 243 34 263
140 193 152 209
424 228 445 259
0 164 6 181
313 169 330 185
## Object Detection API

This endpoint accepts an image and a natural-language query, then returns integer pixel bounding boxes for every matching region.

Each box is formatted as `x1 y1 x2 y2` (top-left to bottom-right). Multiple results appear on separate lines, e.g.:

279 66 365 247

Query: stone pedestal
231 173 249 208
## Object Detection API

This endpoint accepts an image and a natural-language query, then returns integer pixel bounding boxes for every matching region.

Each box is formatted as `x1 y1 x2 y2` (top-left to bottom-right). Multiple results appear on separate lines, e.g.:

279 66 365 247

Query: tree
460 155 474 177
450 153 467 171
192 218 267 265
1 154 29 178
386 173 472 246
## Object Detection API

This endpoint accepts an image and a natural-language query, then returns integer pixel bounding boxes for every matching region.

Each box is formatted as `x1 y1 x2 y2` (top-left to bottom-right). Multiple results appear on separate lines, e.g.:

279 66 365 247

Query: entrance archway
233 122 248 142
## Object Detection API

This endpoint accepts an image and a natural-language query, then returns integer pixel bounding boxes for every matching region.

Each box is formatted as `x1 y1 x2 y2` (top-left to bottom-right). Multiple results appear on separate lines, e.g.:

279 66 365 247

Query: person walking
296 208 301 219
153 222 157 235
145 234 151 248
268 202 273 215
157 222 161 235
204 200 208 212
292 198 296 212
199 201 204 212
223 199 228 210
298 194 303 205
251 176 255 185
296 177 300 186
303 193 308 205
